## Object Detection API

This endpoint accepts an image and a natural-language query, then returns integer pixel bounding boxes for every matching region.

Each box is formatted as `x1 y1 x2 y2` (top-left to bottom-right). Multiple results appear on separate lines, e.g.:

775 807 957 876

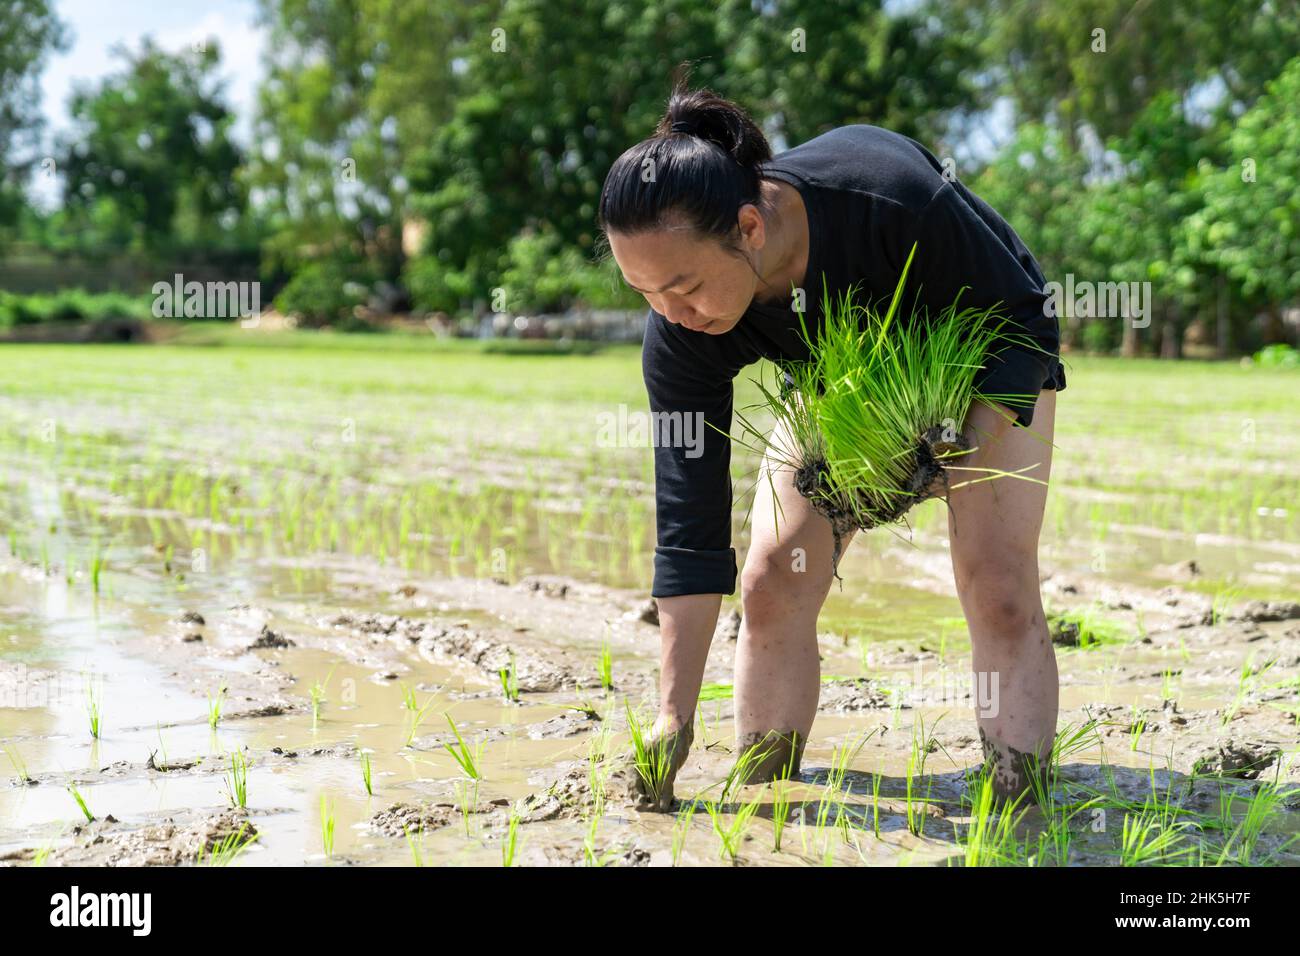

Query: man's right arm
641 308 737 732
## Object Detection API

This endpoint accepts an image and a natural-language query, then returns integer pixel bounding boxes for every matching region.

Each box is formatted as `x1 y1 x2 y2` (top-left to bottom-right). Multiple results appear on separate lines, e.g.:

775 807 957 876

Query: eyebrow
625 273 696 294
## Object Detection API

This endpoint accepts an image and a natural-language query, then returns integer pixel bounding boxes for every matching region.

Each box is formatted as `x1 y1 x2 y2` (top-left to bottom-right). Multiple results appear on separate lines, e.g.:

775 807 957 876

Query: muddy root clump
794 425 970 581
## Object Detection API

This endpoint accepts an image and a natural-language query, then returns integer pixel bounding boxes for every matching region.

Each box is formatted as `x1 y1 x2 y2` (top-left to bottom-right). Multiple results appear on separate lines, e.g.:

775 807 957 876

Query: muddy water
1 346 1298 866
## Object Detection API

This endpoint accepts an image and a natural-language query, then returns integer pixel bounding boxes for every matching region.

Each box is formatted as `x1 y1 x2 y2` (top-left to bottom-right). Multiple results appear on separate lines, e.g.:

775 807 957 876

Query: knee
959 569 1044 642
740 549 809 623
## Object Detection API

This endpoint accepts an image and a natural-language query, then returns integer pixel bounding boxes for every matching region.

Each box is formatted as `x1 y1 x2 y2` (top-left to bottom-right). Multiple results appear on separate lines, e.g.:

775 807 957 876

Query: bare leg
946 390 1059 801
732 415 854 784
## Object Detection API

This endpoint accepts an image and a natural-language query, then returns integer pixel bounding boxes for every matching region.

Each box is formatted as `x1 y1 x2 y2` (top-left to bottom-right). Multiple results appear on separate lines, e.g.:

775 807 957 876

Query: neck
753 179 808 305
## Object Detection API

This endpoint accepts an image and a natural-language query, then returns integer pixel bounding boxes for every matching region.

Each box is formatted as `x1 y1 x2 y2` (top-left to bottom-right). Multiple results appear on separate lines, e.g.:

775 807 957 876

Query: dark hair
596 74 773 257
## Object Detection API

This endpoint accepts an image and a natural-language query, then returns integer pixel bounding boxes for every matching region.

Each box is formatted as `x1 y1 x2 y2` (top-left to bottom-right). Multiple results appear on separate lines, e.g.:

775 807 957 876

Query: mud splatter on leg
732 729 807 787
978 726 1051 802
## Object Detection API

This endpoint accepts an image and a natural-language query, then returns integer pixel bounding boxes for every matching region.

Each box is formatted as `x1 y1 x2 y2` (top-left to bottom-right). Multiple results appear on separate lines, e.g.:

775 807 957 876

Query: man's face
607 220 761 335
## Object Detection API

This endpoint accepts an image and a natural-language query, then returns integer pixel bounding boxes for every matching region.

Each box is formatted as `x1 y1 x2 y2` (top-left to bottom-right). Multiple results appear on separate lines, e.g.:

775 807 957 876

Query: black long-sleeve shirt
641 124 1066 598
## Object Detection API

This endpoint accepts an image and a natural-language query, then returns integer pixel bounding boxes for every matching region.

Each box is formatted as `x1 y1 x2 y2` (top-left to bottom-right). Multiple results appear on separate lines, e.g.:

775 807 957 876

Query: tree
56 38 248 255
0 0 68 236
1185 55 1300 344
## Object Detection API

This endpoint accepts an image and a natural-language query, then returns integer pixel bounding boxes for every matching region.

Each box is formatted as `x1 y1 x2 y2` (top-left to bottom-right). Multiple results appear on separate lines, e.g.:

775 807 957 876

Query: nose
662 301 696 327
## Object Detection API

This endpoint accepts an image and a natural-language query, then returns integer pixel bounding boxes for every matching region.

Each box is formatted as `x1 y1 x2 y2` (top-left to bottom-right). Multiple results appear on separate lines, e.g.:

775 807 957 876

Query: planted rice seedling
225 749 249 809
402 687 437 747
360 750 373 796
597 637 613 691
771 780 794 852
454 778 480 837
1212 778 1300 865
309 664 337 727
443 713 484 780
704 792 762 863
3 743 30 784
623 699 675 808
501 809 521 866
320 794 336 859
672 797 700 865
197 823 257 866
499 649 520 703
67 784 94 823
404 823 425 866
84 674 103 739
954 770 1031 867
732 242 1046 577
207 683 227 730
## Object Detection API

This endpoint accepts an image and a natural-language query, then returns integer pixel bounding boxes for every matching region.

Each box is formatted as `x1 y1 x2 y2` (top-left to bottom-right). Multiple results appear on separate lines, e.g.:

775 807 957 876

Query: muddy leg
735 411 854 784
732 729 808 786
947 389 1059 804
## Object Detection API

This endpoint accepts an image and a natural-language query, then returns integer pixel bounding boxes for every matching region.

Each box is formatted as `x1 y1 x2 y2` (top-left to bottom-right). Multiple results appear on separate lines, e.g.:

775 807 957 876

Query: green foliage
1252 344 1300 369
0 289 152 328
55 38 249 255
1184 56 1300 308
499 231 639 313
0 0 68 236
273 260 367 327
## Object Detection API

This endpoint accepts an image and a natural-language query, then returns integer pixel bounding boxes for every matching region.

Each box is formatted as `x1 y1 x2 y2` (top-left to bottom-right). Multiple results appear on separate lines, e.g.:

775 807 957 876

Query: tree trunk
1216 274 1229 358
1160 303 1183 359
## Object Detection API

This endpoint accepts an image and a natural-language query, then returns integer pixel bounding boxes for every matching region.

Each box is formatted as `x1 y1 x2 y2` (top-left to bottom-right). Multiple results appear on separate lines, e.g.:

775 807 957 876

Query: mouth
683 318 715 333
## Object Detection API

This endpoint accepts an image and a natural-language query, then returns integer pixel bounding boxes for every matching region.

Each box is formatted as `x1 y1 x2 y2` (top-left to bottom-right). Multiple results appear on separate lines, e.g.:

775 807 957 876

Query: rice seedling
401 686 436 747
225 749 249 809
731 241 1047 578
360 750 373 796
84 674 103 739
207 683 227 730
320 794 336 859
404 823 425 866
770 779 794 852
672 797 700 865
31 843 52 867
501 810 521 866
1129 707 1147 752
90 542 103 595
953 770 1031 866
623 699 675 808
1209 584 1241 626
870 770 883 837
3 743 30 784
196 823 257 866
597 638 613 692
67 784 94 822
697 682 733 702
454 778 480 837
308 664 337 727
1160 667 1177 702
704 792 762 863
1211 778 1300 865
1119 805 1195 865
498 649 520 703
442 713 484 780
1046 606 1128 649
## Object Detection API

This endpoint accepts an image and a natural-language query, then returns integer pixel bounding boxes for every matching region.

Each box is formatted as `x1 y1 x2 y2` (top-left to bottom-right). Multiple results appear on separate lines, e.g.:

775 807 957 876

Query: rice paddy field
1 334 1298 867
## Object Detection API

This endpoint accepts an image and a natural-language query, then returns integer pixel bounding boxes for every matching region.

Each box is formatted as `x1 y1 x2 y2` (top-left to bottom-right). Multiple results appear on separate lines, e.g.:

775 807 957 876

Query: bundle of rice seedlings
735 242 1049 578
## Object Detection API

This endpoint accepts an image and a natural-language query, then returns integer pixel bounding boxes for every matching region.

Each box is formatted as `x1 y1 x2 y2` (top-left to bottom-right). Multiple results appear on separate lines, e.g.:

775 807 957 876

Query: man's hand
613 718 695 812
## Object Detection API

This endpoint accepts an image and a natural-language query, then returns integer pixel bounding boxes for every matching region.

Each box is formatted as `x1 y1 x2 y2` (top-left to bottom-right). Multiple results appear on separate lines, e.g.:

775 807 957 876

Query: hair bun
659 75 772 173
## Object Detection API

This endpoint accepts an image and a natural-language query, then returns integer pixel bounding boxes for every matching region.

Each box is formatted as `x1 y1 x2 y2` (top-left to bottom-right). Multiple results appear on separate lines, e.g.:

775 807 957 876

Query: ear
735 201 767 250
